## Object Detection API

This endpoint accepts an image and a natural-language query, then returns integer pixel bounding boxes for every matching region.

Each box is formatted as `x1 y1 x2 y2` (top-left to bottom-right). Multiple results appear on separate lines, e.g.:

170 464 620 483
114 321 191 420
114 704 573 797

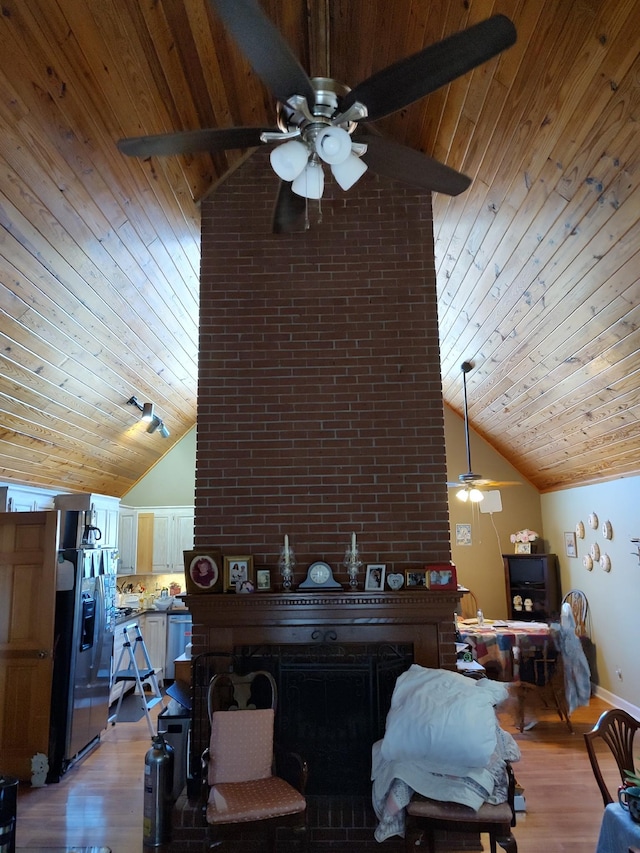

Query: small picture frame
425 563 457 590
256 568 272 591
223 555 254 592
515 542 532 554
405 569 427 588
564 531 577 558
365 564 386 591
184 550 223 594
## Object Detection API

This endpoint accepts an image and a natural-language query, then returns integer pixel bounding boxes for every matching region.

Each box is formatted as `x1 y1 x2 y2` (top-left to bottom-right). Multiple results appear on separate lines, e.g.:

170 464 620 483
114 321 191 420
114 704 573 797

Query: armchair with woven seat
201 671 308 851
584 708 640 806
404 760 518 853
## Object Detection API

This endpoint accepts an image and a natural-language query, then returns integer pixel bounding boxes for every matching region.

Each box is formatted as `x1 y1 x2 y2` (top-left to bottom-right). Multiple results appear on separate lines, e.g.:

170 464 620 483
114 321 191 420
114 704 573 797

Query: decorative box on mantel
185 589 462 670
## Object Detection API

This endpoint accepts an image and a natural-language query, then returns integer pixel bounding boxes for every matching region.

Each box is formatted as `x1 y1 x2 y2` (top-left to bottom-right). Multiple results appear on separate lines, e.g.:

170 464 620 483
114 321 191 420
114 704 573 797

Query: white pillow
380 665 508 769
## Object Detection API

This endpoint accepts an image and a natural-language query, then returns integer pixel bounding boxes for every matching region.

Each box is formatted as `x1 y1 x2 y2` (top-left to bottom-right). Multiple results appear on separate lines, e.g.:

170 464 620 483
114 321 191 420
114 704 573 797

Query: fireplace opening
235 642 414 795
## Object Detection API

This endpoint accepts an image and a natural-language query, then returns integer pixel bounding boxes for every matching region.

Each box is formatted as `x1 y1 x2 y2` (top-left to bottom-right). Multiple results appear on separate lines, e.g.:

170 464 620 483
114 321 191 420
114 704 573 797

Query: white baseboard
592 684 640 719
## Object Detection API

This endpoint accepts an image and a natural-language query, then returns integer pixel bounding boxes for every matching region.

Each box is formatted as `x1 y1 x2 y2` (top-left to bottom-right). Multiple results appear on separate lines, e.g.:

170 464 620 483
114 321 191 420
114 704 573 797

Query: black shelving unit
503 553 560 622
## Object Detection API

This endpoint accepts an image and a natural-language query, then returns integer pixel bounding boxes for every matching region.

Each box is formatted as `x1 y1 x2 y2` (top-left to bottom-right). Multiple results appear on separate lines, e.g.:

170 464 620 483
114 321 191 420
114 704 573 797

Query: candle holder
343 546 362 590
278 546 296 590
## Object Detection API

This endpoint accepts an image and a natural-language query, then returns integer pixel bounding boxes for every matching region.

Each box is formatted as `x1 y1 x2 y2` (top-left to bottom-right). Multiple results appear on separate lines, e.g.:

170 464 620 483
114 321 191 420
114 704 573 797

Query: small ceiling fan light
314 126 352 165
269 140 309 181
456 489 469 503
292 160 324 199
469 488 484 503
331 152 368 190
141 402 154 422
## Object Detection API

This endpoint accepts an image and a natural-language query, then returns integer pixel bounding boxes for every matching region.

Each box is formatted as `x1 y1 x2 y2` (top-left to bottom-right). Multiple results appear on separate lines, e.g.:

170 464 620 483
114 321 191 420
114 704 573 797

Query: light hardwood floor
15 693 617 852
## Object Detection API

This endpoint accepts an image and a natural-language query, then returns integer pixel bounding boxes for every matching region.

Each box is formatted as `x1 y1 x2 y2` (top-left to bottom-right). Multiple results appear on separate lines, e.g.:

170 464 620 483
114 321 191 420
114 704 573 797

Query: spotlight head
141 402 154 422
159 422 170 439
146 415 160 434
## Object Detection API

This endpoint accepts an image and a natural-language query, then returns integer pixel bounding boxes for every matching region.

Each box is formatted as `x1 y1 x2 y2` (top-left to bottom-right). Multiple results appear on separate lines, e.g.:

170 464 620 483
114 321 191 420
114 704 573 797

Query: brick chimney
195 149 451 579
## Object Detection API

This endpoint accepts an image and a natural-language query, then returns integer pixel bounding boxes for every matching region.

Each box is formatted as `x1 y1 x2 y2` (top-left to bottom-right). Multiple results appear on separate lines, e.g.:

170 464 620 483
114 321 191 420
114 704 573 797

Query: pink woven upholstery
206 775 306 824
208 708 275 785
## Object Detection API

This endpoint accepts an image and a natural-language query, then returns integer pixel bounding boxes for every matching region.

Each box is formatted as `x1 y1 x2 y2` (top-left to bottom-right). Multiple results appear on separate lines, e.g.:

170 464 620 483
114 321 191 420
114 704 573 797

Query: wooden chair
561 589 590 638
201 671 308 851
459 589 479 620
404 761 517 852
584 708 640 806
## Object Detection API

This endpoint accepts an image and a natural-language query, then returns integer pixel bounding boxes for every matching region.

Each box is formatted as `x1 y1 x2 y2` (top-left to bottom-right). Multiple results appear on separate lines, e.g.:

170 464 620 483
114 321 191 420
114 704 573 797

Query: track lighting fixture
126 396 170 438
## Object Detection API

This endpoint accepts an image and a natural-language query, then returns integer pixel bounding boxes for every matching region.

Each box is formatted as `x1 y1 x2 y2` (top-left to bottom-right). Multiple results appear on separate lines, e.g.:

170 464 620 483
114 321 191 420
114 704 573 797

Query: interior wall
541 476 640 711
195 149 451 576
444 406 543 619
121 428 196 507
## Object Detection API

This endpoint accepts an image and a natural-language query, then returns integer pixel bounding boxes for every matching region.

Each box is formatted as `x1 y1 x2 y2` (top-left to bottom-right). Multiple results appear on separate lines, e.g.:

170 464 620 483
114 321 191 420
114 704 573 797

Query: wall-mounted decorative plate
590 542 600 561
602 520 613 540
588 512 599 530
600 553 611 572
575 521 585 539
583 554 593 571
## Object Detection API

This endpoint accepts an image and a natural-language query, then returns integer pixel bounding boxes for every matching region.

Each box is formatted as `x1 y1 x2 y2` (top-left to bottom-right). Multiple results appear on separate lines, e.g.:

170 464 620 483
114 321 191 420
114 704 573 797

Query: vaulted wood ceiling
0 0 638 498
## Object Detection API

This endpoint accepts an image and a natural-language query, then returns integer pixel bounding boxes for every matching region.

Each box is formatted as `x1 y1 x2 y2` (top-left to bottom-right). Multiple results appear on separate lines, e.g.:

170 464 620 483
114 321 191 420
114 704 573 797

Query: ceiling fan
448 361 521 503
117 0 516 232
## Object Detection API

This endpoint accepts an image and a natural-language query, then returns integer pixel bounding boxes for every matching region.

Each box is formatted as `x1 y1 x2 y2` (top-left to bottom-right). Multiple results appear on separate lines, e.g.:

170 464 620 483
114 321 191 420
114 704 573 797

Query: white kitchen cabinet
54 492 120 547
118 507 138 573
139 612 168 681
151 508 194 573
0 484 57 512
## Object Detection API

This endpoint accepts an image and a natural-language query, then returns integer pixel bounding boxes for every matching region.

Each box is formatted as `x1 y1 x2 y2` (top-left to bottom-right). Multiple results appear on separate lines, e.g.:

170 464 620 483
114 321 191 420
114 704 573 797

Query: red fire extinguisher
143 733 174 847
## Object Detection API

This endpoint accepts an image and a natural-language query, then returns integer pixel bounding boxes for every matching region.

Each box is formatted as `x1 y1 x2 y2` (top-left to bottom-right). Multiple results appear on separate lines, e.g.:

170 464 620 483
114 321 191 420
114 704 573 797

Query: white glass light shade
331 153 368 190
469 488 484 503
314 126 352 165
269 140 309 181
292 160 325 199
456 489 469 503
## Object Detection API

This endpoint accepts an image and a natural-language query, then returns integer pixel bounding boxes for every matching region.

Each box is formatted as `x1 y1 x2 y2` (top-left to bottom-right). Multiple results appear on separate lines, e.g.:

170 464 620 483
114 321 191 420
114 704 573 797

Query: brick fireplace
178 149 458 849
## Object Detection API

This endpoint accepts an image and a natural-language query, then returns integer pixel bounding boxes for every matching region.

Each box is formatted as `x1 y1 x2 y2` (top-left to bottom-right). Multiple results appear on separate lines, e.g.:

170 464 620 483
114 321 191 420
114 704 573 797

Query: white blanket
372 666 520 842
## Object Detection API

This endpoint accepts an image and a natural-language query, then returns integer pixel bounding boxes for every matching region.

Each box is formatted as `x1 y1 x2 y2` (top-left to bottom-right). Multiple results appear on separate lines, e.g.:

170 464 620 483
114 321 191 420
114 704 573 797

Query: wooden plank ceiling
0 0 637 497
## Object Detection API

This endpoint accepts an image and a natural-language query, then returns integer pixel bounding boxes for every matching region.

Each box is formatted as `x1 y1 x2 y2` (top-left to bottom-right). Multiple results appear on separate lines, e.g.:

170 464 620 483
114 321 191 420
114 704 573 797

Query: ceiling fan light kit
116 1 516 231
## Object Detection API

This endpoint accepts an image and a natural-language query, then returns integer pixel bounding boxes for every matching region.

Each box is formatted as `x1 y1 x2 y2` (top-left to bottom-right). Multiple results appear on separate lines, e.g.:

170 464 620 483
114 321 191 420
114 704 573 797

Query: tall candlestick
351 531 356 554
284 534 289 557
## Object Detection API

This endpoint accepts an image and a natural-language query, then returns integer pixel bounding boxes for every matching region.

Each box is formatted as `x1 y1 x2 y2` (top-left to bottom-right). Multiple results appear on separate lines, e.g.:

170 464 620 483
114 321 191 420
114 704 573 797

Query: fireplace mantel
186 589 461 670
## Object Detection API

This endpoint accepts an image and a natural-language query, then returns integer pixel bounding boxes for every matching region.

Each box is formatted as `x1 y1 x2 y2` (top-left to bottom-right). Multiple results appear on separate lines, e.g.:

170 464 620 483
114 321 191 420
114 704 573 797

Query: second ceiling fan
117 0 517 232
448 361 521 503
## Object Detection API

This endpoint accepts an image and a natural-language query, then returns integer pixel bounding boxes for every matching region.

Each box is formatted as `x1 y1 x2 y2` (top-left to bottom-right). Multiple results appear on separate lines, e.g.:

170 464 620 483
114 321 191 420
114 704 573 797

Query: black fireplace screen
235 642 414 795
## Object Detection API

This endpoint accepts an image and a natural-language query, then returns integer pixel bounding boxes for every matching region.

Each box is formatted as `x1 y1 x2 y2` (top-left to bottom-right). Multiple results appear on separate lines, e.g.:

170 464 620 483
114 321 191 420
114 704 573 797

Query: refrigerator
48 539 118 781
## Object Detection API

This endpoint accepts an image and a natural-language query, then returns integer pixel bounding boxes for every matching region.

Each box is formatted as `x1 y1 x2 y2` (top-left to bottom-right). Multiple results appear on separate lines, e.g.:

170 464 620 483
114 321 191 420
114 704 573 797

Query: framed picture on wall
184 549 223 594
564 531 577 558
223 555 254 592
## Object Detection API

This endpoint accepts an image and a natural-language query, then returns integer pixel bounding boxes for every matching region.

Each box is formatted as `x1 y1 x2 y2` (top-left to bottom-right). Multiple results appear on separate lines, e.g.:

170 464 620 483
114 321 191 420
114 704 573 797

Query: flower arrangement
510 528 539 544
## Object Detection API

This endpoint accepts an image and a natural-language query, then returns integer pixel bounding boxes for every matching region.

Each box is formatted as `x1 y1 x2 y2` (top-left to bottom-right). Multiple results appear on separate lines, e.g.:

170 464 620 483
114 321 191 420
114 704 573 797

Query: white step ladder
109 623 164 736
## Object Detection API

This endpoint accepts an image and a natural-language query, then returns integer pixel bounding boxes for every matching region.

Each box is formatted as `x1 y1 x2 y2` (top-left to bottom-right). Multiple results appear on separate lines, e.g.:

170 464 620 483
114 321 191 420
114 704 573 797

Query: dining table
458 619 555 684
595 802 640 853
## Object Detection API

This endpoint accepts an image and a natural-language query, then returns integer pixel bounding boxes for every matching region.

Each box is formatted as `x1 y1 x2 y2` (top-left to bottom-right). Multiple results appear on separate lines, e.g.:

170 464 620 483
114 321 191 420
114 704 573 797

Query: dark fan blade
343 14 516 122
210 0 315 107
359 133 471 196
117 126 273 158
271 181 307 234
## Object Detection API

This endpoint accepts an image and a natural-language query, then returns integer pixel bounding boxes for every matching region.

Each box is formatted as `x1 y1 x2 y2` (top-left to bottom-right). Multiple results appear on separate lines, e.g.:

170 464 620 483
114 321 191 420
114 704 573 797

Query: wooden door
0 511 58 780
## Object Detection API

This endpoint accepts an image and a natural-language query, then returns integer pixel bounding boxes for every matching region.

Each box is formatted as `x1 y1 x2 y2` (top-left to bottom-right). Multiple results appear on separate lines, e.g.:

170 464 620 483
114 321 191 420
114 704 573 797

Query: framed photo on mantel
425 563 457 590
184 549 223 594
